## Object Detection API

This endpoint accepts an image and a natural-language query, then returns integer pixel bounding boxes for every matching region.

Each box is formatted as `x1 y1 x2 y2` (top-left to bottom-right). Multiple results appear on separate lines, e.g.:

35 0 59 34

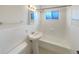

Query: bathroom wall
27 5 41 33
39 6 67 36
0 5 30 53
40 5 79 51
66 5 79 51
0 5 28 24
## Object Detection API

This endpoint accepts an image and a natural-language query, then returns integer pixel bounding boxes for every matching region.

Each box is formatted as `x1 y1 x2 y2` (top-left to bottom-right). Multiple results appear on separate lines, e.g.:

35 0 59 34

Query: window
31 12 38 20
45 11 59 20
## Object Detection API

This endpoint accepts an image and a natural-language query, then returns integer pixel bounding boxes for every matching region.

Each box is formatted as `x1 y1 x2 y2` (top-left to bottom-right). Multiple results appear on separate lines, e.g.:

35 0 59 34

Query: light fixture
25 5 37 11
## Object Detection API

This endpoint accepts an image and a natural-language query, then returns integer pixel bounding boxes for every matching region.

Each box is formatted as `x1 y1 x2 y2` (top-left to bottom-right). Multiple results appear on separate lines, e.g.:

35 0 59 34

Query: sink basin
28 32 42 40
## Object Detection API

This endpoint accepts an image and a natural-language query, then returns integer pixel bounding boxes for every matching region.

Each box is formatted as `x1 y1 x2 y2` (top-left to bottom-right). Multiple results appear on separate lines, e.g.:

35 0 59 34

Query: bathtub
39 32 73 54
0 24 31 54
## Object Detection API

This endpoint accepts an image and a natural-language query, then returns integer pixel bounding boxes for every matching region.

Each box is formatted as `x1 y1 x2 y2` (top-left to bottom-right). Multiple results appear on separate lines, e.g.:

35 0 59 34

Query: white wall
66 6 79 50
39 7 67 37
0 5 28 24
0 5 30 53
27 5 41 33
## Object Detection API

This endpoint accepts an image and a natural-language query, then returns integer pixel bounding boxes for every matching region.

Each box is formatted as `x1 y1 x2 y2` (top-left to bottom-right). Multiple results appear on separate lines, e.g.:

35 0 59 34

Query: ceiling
36 5 71 10
40 5 63 8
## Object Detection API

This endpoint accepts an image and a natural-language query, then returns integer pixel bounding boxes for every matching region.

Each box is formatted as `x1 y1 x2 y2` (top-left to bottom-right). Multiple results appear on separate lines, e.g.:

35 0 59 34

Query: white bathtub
39 32 73 54
0 24 31 54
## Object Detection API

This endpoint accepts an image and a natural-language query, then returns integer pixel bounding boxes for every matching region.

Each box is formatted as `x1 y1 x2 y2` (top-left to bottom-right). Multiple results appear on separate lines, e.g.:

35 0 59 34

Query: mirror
27 9 39 25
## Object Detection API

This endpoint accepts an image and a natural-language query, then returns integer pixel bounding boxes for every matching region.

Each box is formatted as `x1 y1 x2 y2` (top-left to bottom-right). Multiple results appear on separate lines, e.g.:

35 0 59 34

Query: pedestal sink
28 32 42 54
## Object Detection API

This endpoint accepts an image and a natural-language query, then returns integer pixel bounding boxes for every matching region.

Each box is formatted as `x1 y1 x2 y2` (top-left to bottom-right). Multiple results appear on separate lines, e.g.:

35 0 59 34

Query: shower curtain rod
37 5 72 10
